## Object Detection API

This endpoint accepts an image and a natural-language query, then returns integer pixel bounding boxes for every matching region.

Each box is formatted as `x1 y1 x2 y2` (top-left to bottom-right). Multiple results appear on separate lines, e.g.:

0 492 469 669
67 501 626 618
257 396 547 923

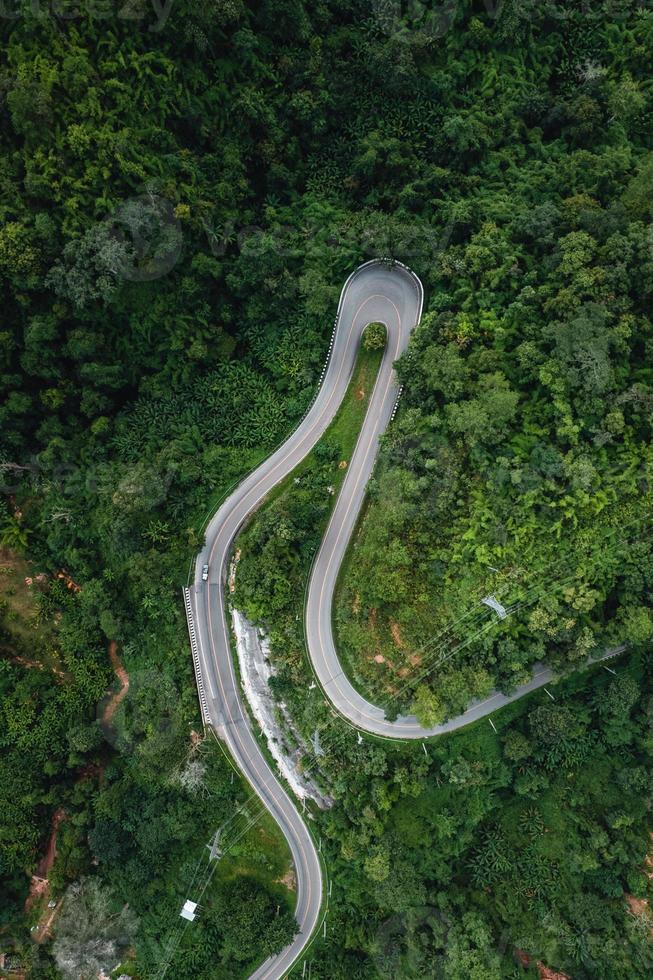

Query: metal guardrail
182 587 211 727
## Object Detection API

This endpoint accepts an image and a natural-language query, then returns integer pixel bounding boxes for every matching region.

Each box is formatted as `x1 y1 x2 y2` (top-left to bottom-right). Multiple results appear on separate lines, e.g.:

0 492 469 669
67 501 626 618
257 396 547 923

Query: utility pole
206 829 223 861
481 595 508 620
311 730 325 757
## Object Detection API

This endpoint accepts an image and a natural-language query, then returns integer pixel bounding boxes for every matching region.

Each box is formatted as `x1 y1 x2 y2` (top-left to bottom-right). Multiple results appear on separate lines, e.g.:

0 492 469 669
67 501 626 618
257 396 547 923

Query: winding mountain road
187 259 624 978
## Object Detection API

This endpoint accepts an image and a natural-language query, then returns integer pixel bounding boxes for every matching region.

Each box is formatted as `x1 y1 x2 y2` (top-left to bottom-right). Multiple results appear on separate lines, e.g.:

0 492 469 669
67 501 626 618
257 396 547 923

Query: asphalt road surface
188 259 625 978
189 260 423 979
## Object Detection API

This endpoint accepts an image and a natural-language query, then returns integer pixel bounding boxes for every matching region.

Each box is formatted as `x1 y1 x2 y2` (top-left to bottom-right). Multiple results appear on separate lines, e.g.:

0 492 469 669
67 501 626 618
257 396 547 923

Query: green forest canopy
1 1 653 978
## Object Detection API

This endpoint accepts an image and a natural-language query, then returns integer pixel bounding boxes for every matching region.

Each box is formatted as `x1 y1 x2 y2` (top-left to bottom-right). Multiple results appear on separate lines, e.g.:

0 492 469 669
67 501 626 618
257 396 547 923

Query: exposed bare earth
276 867 297 892
537 964 571 980
25 808 66 944
103 641 129 725
389 620 405 649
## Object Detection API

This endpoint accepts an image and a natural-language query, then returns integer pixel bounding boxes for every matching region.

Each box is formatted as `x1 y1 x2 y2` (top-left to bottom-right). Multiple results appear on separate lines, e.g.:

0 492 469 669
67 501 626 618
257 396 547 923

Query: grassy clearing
220 816 296 914
0 548 49 642
0 548 63 675
259 342 385 513
206 736 295 916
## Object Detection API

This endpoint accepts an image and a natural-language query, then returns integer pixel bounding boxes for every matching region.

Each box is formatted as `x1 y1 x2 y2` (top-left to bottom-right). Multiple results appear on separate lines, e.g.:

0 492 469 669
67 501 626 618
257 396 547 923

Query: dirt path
25 808 66 944
35 809 65 880
32 901 61 945
103 641 129 725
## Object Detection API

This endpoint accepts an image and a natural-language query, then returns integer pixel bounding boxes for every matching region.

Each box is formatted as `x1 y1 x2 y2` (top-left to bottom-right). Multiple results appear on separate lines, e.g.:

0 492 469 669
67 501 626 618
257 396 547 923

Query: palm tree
0 517 30 551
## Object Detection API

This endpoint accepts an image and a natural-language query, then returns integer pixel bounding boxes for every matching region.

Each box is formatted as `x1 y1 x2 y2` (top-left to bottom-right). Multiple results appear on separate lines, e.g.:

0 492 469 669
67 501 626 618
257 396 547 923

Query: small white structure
180 900 198 922
481 595 508 620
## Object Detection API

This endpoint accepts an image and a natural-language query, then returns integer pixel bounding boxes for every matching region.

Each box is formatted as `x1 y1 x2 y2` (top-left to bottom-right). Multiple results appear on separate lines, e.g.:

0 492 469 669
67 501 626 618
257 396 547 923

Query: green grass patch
259 342 384 512
219 812 296 916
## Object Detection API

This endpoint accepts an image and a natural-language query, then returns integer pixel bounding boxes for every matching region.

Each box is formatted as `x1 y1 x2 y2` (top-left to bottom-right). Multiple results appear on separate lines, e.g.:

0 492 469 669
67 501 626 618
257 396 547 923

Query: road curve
189 259 625 977
190 260 423 979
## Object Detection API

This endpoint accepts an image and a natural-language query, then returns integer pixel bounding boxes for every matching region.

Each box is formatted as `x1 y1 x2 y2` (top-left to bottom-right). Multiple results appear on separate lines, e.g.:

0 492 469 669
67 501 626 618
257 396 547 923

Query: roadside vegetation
235 337 383 624
0 2 652 978
305 653 653 979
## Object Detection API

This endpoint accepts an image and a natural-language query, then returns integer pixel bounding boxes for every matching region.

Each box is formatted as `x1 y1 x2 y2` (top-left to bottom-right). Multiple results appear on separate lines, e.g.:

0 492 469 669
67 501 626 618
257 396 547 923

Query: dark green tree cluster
1 0 653 976
305 657 653 979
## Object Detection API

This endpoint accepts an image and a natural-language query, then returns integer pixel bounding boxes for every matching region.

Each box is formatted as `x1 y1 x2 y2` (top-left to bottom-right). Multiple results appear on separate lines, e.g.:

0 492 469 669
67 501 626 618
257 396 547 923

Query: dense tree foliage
1 0 653 977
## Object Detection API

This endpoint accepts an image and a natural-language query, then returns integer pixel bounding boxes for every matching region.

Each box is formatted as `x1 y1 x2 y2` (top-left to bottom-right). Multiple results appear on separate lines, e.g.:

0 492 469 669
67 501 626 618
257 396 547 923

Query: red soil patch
32 901 61 945
626 894 652 930
275 867 297 891
24 875 48 913
103 642 129 725
25 808 67 943
35 809 65 881
55 569 81 593
536 964 571 980
389 620 405 649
